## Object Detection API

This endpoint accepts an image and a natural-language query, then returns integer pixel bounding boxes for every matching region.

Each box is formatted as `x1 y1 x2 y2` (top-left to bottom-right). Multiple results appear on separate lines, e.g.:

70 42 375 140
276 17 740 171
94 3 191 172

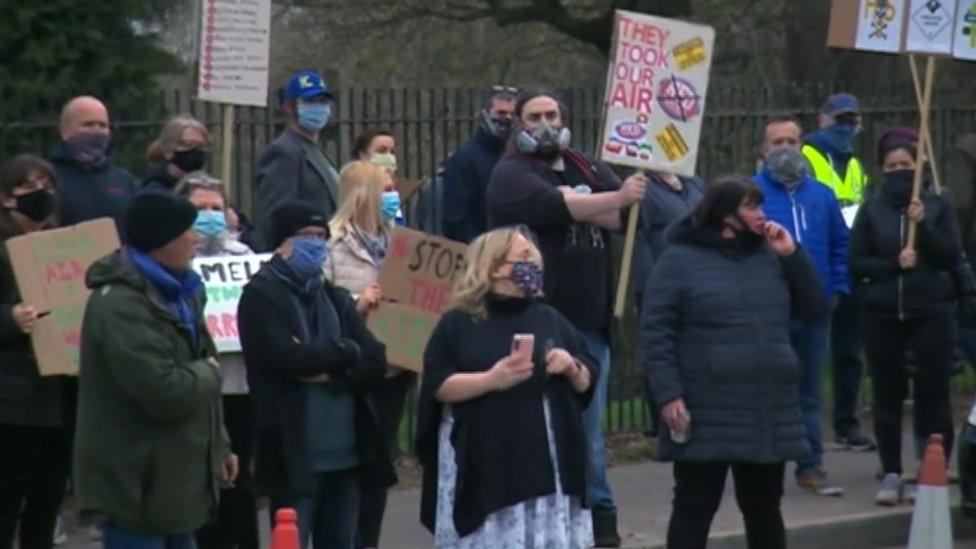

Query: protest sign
5 219 120 376
829 0 908 52
598 11 715 176
377 227 468 316
366 302 440 373
192 253 270 353
953 0 976 60
905 0 957 54
196 0 272 107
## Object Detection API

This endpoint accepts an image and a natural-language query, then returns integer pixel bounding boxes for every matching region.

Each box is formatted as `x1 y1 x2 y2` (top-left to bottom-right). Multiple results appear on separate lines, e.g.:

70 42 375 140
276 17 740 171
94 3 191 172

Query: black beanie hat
125 192 198 251
268 200 330 249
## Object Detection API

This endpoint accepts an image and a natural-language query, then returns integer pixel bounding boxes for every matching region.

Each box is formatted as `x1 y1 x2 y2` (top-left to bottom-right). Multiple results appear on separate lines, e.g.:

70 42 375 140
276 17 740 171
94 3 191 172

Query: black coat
442 127 506 243
238 259 395 498
0 236 63 427
142 164 179 193
849 178 961 318
641 218 825 463
47 142 138 232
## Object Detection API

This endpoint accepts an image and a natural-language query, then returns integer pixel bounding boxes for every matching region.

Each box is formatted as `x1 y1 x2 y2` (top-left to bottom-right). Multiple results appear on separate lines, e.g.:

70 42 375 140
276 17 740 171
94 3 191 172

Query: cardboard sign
5 219 120 376
366 302 440 373
953 0 976 60
598 11 715 176
196 0 272 106
377 227 468 316
829 0 908 52
192 254 271 352
905 0 957 54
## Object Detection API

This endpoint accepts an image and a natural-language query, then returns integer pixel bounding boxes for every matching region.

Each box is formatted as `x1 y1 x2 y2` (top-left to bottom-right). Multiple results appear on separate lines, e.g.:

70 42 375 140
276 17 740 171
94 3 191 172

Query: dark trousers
864 314 955 474
270 469 360 549
196 395 259 549
0 424 71 549
356 372 415 548
667 461 786 549
830 291 866 437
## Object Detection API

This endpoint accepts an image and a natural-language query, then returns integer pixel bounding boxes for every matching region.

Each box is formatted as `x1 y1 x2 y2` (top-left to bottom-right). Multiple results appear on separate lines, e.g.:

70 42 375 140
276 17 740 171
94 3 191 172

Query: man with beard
486 89 646 548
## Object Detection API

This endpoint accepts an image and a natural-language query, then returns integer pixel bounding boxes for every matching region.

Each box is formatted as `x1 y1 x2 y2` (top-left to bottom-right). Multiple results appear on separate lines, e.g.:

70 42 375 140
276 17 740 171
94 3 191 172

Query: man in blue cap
802 92 876 453
254 70 341 250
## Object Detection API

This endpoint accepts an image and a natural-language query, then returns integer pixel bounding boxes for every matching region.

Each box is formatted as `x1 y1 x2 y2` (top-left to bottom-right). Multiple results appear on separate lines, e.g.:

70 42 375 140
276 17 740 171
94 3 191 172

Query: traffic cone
272 507 300 549
907 434 952 549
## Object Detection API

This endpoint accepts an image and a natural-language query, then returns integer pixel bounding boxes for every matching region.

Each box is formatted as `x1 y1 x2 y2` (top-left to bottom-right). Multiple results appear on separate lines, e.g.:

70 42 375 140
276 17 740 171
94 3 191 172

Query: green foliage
0 0 181 120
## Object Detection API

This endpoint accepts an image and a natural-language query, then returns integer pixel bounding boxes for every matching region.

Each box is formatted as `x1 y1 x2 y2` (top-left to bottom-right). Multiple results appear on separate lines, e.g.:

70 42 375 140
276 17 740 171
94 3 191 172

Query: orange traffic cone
907 434 952 549
272 507 300 549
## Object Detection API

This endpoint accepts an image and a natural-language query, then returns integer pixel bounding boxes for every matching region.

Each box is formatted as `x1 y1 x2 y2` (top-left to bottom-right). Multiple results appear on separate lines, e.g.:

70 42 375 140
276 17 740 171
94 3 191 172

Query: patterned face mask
508 260 544 297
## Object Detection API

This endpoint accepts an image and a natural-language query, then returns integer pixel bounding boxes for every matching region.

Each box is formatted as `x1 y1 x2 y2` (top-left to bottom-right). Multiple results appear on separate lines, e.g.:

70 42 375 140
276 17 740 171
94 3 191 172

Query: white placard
196 0 272 107
953 0 976 60
192 254 271 353
855 0 908 52
905 0 957 54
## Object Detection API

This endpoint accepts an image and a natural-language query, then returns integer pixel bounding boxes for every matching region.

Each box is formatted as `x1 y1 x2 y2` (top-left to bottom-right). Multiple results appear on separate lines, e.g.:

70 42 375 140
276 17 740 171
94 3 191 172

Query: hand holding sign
618 172 648 207
12 303 39 334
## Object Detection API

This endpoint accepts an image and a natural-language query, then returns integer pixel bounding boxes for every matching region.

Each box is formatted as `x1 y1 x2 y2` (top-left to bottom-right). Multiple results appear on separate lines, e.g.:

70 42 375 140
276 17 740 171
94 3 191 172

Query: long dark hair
0 154 57 239
692 175 764 230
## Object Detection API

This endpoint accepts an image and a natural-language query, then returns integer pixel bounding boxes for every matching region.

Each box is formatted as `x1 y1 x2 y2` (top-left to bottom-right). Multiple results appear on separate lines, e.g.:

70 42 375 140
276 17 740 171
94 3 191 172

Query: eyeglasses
491 85 519 94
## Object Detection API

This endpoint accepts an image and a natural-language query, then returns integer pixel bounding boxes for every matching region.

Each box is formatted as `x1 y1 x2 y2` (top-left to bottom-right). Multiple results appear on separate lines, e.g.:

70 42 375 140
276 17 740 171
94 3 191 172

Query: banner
196 0 272 106
192 254 271 352
598 11 715 176
5 219 120 376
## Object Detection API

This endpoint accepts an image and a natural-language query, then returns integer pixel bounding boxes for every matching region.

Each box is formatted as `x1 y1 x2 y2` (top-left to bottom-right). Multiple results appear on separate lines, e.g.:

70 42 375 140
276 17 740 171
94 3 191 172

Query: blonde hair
330 161 387 236
147 115 212 163
452 226 543 319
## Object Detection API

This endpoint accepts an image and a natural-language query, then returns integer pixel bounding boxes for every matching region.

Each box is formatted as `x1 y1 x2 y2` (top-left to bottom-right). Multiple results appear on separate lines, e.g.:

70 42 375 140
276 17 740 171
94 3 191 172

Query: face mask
171 148 207 172
883 169 915 205
7 188 55 223
287 236 328 281
508 260 544 297
193 210 227 238
380 191 401 222
370 152 398 174
765 147 809 188
482 110 513 139
65 132 109 167
822 123 857 154
297 102 332 132
515 122 572 160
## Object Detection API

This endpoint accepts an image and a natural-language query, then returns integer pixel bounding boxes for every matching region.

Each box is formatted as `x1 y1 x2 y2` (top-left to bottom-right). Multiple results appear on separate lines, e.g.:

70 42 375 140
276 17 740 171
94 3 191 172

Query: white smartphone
511 334 535 365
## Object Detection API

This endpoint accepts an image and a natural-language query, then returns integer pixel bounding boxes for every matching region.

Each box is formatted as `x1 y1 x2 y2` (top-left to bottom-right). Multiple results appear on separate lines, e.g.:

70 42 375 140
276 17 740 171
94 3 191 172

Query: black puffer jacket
641 218 825 463
848 174 961 319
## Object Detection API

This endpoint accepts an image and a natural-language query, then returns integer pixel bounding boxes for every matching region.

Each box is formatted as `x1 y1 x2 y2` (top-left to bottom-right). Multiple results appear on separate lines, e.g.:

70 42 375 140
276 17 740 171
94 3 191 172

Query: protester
322 161 409 549
946 131 976 369
443 86 517 243
486 89 646 547
226 204 258 252
0 155 67 549
73 192 236 547
174 173 258 549
238 200 395 549
351 129 397 171
754 115 850 496
643 176 824 549
849 136 961 505
144 116 212 192
48 95 139 231
254 70 341 250
417 225 597 547
800 93 875 451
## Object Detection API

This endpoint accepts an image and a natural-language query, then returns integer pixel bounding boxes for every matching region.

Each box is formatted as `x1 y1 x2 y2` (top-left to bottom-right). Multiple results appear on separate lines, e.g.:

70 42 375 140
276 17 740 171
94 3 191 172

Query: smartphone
511 333 535 365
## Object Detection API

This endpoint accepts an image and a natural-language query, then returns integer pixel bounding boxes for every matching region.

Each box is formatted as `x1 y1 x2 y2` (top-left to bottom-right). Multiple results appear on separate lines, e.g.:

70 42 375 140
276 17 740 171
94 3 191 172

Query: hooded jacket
442 126 507 243
47 142 139 232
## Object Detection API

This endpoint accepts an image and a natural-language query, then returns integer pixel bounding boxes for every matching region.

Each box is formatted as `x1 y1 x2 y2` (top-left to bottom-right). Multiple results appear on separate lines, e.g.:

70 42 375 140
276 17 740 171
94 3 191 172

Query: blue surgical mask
193 210 227 237
822 123 857 154
297 102 332 132
380 191 401 222
287 236 328 281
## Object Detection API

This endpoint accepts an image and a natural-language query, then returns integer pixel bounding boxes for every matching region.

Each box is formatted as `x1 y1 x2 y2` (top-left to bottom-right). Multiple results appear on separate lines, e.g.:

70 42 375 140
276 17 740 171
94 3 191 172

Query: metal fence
2 83 975 452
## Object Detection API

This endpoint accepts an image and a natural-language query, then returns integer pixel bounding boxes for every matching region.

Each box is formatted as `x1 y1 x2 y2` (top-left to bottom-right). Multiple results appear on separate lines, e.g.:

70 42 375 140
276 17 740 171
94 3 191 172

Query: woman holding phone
417 225 598 548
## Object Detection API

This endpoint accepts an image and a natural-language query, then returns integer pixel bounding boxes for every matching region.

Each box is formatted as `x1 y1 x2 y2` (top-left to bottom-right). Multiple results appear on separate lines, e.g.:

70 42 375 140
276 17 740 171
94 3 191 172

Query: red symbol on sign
203 83 211 91
390 235 410 259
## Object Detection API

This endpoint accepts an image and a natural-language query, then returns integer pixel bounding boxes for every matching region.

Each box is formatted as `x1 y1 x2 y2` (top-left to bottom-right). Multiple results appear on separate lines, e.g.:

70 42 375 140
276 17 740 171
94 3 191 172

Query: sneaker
835 430 877 451
52 516 68 546
876 473 904 506
797 467 845 496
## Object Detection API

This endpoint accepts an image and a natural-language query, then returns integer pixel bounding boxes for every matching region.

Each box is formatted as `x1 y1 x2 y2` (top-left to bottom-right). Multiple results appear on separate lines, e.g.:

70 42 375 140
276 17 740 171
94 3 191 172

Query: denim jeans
830 292 866 437
791 318 830 476
270 468 360 549
103 523 196 549
581 330 615 510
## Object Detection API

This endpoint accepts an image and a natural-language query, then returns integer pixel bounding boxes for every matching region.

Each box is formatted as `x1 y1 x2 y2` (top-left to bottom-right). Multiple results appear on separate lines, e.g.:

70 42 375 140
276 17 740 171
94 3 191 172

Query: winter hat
125 192 198 251
268 200 330 249
877 127 920 166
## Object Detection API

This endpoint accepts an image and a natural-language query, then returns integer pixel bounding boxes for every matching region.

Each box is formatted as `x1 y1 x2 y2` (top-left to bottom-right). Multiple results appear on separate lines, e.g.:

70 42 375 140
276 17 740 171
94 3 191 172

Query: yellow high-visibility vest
802 144 868 205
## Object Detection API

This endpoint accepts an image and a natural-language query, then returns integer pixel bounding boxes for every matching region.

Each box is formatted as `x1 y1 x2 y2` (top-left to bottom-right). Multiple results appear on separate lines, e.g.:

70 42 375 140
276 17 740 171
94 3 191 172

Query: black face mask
171 148 207 172
882 169 915 206
8 188 56 223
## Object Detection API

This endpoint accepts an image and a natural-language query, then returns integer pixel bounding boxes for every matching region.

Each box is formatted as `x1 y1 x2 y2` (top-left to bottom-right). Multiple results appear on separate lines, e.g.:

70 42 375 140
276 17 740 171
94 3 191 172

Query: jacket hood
475 126 506 152
668 215 764 253
47 141 113 169
85 248 147 291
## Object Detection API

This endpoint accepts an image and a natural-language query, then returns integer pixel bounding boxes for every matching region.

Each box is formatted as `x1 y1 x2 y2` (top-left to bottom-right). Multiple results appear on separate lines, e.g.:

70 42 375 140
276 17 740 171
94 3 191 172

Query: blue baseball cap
822 93 860 117
283 70 333 101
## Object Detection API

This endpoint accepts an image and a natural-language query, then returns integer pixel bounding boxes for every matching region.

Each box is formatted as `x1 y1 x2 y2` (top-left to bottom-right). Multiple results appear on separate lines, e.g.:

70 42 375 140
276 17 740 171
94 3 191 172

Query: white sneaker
875 473 904 506
52 516 68 546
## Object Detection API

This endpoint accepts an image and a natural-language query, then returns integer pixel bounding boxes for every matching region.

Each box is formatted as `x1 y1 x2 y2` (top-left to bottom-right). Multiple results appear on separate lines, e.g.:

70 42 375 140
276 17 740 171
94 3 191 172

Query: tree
0 0 180 119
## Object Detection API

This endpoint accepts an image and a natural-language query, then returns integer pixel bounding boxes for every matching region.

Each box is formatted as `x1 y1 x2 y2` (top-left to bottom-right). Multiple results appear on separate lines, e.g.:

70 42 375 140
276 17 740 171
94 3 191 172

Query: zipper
789 191 803 245
898 213 905 321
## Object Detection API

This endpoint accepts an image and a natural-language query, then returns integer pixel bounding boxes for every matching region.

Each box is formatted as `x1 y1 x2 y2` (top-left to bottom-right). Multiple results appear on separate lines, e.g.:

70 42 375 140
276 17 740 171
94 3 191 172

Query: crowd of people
0 67 974 549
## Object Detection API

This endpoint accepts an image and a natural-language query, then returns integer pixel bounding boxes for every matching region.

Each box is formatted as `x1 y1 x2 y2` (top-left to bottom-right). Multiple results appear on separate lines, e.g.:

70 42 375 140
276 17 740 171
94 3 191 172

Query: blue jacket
753 169 851 302
442 127 507 243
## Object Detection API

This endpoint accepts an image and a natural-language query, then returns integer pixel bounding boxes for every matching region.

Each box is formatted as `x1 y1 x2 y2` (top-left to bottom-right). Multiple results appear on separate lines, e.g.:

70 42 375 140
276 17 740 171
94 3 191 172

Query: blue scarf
806 128 854 176
129 246 203 343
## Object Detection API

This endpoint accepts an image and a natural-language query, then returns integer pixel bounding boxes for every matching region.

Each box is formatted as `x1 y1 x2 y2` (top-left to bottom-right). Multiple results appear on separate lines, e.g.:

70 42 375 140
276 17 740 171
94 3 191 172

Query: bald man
47 96 138 231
